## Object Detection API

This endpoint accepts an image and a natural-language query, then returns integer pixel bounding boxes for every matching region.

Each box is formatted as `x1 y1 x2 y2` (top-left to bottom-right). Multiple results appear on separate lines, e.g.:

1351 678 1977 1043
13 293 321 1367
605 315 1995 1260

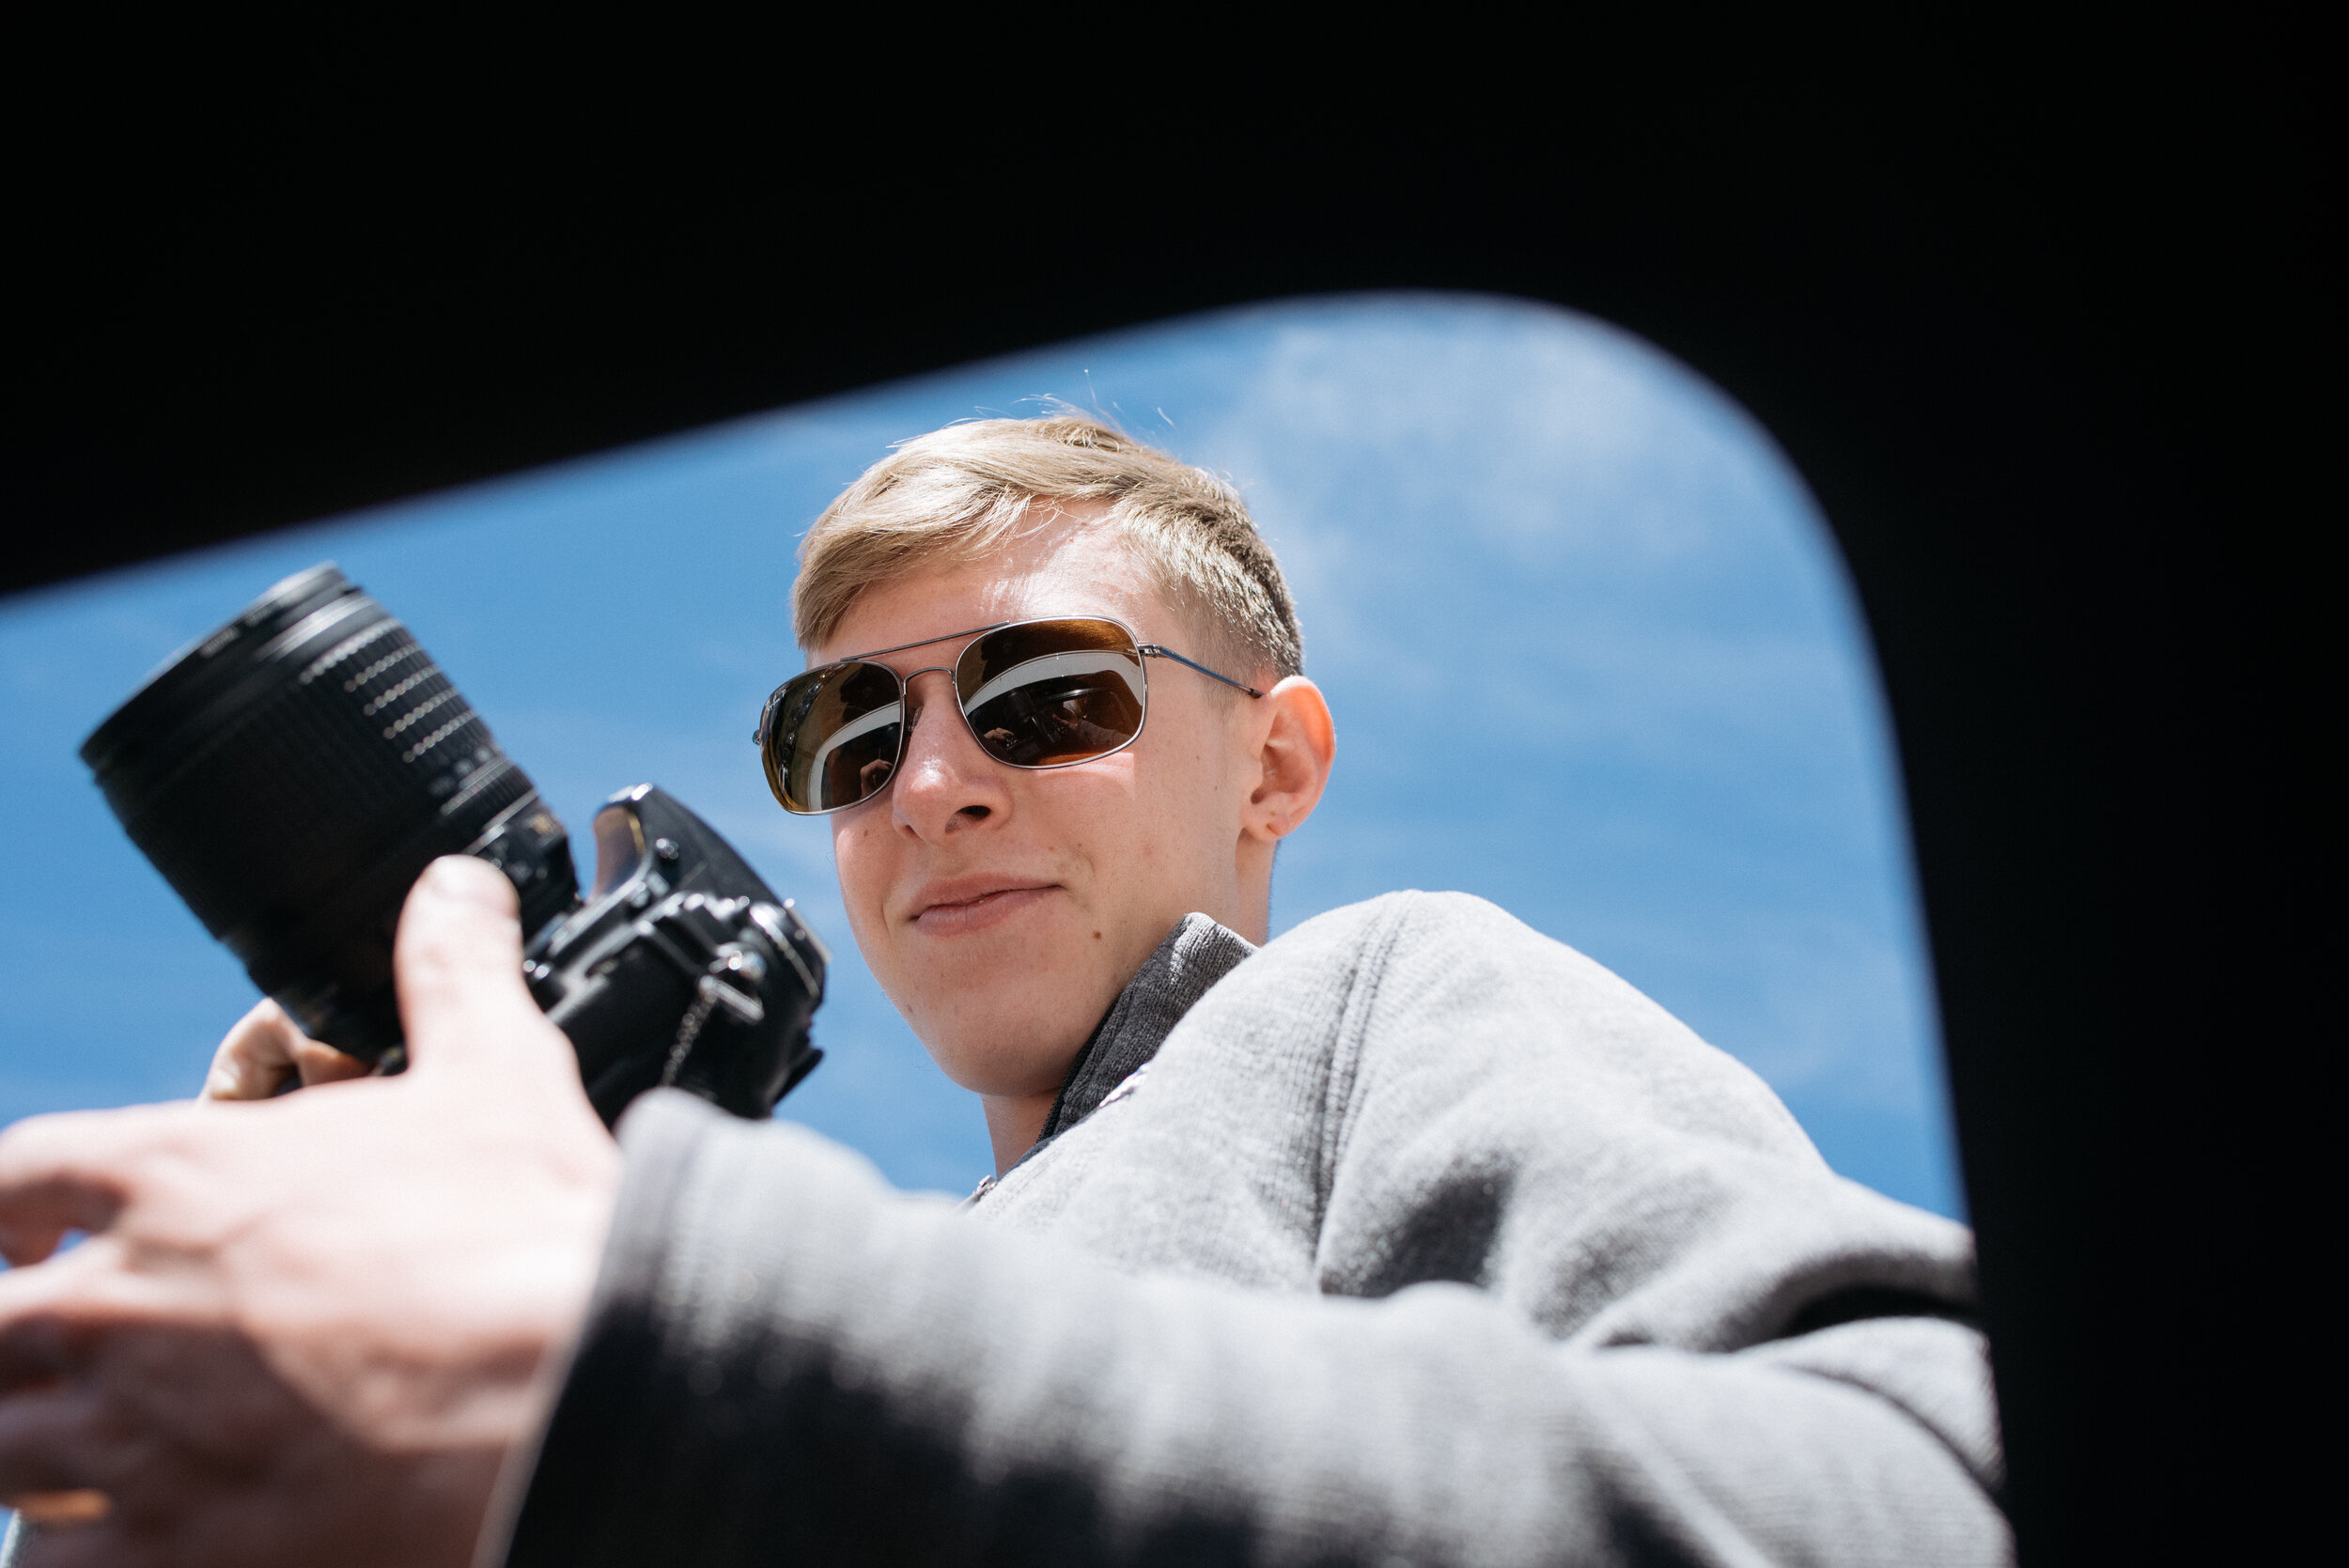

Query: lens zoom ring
124 622 509 938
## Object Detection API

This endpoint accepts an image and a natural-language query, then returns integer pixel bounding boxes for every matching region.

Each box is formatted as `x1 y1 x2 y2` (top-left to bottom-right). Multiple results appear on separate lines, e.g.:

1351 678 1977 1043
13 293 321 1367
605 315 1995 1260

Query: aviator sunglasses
755 616 1262 815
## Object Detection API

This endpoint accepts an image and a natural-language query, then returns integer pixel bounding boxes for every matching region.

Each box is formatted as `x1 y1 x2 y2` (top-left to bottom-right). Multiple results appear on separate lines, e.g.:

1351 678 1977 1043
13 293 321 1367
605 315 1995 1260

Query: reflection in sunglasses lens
960 623 1144 768
773 661 905 812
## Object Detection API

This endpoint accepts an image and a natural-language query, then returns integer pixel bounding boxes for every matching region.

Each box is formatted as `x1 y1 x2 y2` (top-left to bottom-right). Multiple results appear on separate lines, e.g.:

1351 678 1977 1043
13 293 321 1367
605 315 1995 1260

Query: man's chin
894 954 1116 1082
920 988 1101 1095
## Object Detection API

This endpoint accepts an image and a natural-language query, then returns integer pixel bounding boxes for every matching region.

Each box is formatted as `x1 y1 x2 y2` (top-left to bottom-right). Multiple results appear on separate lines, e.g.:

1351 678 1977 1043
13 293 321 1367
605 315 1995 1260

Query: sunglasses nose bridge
895 663 977 756
895 663 957 710
887 664 1020 825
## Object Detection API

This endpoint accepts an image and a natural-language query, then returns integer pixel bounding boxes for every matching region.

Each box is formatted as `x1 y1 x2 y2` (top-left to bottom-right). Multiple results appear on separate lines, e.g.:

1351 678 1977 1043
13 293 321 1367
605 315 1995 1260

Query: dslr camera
81 565 827 1126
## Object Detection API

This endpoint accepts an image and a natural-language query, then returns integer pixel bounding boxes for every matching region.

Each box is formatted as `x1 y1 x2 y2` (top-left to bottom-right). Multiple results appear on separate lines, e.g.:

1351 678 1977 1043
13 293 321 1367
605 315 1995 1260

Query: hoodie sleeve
490 1082 2008 1567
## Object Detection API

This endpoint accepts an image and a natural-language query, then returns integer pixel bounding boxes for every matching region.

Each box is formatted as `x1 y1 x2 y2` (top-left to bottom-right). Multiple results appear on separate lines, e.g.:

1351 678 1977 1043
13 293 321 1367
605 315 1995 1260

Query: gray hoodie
490 892 2010 1566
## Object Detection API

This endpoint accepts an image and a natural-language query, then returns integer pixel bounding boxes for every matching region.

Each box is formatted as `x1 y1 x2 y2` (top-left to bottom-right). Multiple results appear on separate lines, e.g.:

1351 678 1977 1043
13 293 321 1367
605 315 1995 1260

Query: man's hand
0 858 621 1568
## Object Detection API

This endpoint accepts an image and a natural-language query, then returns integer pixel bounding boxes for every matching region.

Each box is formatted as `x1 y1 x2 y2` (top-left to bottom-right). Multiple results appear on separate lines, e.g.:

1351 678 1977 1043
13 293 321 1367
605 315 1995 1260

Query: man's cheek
832 851 897 980
832 829 890 922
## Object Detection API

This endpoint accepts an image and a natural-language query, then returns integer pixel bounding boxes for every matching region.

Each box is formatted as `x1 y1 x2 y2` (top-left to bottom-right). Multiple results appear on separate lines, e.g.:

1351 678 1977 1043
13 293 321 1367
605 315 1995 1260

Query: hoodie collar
1036 911 1256 1144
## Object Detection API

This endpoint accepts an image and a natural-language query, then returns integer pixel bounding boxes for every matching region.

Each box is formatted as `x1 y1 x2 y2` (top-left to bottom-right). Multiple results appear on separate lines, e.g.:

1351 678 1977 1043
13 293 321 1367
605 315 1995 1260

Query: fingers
0 1200 107 1271
393 858 562 1079
0 1384 105 1497
0 1110 166 1267
0 1380 133 1568
201 1001 373 1102
0 1283 84 1394
198 1001 299 1101
13 1518 132 1568
7 1490 111 1533
0 1245 147 1393
291 1038 370 1088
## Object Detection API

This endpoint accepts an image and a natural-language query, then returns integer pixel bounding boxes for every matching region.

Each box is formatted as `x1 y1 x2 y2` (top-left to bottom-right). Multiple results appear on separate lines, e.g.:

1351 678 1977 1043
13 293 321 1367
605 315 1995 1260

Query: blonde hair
793 414 1302 681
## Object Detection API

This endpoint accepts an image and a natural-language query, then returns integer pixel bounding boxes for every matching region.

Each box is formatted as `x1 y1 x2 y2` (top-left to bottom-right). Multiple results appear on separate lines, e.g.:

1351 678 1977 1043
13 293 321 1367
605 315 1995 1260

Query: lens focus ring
83 565 565 1059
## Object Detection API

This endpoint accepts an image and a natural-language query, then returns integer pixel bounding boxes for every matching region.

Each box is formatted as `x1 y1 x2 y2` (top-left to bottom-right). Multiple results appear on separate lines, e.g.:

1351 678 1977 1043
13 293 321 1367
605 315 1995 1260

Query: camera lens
81 564 578 1063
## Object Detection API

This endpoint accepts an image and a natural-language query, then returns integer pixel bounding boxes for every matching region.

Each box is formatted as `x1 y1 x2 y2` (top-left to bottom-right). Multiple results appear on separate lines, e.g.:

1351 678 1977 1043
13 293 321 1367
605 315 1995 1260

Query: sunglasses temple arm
1140 644 1265 699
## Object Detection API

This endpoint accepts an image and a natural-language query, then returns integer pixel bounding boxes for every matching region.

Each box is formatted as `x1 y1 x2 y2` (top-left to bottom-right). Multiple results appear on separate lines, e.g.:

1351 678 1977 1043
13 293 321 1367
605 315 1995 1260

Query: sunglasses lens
765 661 905 813
957 619 1146 768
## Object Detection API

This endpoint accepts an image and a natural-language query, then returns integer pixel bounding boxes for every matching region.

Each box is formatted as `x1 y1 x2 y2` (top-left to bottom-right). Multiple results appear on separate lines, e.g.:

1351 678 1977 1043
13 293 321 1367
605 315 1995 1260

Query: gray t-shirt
490 892 2010 1566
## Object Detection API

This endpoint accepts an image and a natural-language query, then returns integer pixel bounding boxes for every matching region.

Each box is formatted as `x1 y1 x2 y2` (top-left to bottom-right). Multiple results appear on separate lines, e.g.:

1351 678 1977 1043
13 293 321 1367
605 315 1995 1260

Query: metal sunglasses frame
754 615 1264 815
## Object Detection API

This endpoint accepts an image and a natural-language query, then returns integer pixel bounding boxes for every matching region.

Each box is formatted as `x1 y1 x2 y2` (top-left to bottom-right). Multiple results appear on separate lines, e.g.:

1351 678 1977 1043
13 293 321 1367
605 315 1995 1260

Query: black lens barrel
81 564 578 1062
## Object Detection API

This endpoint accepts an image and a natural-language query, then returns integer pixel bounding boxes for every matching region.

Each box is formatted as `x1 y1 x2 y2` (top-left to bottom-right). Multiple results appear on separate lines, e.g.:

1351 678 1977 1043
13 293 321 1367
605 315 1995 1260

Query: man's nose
891 669 1011 835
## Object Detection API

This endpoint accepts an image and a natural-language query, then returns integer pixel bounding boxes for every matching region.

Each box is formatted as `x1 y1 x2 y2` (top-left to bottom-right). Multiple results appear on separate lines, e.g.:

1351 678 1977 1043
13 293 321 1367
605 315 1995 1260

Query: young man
0 417 2009 1566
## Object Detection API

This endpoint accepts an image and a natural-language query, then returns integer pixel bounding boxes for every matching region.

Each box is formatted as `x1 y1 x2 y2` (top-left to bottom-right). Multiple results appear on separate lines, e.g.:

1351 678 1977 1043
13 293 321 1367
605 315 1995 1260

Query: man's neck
983 1091 1057 1177
972 914 1261 1181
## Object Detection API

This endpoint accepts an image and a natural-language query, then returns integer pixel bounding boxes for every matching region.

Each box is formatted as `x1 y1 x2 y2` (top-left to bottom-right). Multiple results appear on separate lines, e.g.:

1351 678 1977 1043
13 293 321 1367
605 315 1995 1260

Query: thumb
393 856 568 1079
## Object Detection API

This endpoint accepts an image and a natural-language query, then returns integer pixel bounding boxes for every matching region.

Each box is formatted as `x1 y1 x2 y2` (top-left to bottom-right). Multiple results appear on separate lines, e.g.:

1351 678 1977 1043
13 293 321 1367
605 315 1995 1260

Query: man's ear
1243 676 1336 842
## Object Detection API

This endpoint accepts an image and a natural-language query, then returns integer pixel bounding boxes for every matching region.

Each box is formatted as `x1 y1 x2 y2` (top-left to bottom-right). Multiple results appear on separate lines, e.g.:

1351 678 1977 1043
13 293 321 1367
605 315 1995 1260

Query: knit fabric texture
492 892 2010 1567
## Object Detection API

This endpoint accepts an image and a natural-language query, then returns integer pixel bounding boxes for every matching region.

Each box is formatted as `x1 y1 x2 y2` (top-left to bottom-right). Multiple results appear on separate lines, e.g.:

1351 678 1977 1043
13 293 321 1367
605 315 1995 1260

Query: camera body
82 565 826 1127
483 784 826 1124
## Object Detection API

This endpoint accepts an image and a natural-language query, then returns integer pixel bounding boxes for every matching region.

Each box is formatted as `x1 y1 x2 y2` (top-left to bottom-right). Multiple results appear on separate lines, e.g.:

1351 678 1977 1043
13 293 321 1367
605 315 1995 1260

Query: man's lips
905 878 1059 936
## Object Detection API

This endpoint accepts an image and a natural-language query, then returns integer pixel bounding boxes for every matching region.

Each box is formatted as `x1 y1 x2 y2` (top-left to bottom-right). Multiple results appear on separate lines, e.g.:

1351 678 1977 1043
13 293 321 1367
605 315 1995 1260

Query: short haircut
794 414 1303 681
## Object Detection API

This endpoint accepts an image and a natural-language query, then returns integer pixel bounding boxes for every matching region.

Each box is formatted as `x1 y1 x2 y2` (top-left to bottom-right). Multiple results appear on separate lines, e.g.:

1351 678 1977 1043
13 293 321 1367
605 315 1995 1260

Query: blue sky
0 293 1961 1216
